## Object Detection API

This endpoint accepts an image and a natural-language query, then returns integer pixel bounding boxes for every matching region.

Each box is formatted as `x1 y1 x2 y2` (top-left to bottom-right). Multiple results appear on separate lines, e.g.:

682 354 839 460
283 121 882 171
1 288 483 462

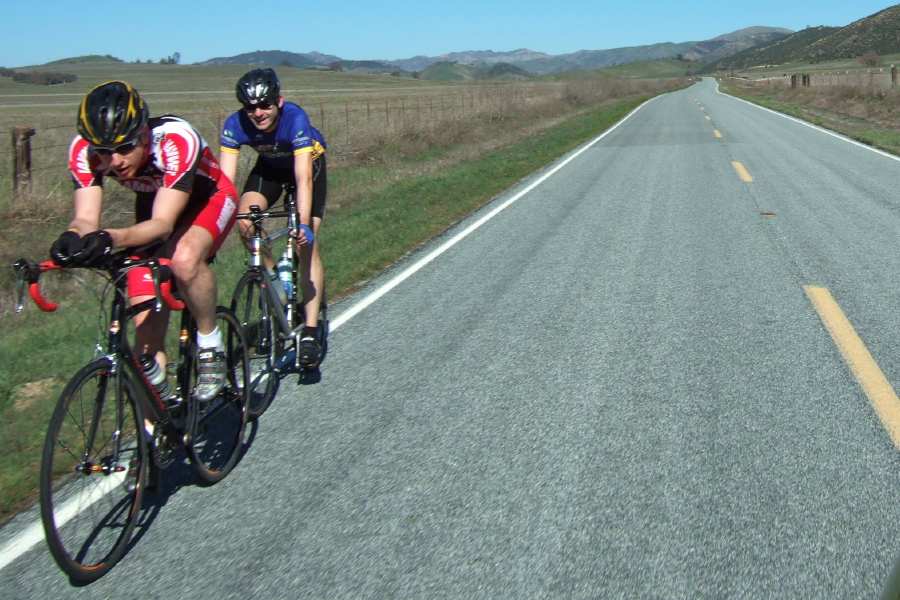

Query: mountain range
111 5 900 81
197 26 794 77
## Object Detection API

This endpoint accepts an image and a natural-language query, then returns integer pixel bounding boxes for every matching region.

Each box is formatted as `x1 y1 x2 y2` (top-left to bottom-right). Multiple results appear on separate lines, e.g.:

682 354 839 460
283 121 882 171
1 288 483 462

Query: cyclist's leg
298 216 324 328
238 162 284 271
129 267 171 373
301 155 327 329
171 194 235 401
168 225 217 335
298 156 327 367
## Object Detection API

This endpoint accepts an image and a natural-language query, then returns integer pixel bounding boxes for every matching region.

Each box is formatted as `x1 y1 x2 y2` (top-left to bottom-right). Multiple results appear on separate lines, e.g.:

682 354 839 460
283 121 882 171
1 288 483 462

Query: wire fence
0 78 682 204
0 81 610 198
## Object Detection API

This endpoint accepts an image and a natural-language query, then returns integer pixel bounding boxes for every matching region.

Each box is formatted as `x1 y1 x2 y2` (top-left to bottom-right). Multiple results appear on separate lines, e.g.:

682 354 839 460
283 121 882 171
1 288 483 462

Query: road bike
13 249 249 583
231 184 328 419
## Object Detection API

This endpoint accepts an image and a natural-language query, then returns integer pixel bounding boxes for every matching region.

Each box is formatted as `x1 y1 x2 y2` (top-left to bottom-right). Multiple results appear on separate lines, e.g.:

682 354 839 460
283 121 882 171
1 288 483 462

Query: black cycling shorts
242 154 327 220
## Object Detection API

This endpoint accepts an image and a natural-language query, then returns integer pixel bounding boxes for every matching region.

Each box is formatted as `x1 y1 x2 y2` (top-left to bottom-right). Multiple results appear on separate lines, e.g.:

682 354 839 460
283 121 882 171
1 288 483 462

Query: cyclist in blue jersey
219 68 327 368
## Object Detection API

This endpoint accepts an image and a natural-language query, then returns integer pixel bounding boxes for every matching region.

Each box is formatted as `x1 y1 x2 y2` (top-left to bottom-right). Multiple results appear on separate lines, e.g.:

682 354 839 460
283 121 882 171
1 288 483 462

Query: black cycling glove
74 230 113 267
49 230 81 267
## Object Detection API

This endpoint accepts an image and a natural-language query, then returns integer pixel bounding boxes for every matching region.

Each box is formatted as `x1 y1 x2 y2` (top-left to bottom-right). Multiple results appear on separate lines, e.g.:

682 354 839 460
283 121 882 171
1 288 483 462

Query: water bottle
139 354 172 399
267 268 287 305
277 249 293 300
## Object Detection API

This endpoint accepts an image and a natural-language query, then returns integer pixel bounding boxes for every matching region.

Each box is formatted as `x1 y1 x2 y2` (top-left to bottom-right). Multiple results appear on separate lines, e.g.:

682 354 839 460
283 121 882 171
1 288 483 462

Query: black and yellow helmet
236 68 280 105
77 81 149 146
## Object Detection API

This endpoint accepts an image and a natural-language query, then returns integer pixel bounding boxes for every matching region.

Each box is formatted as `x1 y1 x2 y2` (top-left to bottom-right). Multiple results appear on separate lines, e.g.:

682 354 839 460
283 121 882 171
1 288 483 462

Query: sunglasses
91 140 139 157
243 101 275 112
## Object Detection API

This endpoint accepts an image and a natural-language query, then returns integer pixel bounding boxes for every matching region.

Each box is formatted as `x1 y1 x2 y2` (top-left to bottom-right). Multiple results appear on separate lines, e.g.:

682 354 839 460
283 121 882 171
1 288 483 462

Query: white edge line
329 95 661 332
0 473 125 571
0 93 662 573
714 79 900 164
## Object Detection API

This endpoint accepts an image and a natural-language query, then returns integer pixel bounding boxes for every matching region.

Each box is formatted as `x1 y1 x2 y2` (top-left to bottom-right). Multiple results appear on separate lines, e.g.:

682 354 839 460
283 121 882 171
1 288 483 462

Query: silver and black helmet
236 68 281 106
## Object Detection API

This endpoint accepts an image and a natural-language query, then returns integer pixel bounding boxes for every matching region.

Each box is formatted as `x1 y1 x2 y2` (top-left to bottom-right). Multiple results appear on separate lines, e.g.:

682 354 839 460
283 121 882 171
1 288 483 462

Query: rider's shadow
274 346 324 386
125 419 260 555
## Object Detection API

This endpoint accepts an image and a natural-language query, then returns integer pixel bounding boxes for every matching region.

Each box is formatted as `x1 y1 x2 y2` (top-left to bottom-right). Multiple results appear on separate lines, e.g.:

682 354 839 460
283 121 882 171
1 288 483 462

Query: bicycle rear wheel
40 358 148 583
186 306 249 484
231 270 280 419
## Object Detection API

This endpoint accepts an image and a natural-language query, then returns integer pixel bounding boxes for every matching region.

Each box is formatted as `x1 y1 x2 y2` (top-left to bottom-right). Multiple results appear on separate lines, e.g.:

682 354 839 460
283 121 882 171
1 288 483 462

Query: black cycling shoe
297 329 321 370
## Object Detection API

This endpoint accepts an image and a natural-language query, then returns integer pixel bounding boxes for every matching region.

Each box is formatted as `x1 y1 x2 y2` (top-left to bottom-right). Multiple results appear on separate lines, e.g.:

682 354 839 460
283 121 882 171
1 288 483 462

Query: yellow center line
804 285 900 449
714 130 722 138
705 115 711 120
732 161 753 181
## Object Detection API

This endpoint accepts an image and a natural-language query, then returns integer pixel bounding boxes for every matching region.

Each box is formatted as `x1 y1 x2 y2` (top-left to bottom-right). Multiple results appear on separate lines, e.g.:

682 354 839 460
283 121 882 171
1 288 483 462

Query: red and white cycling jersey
68 115 234 229
68 115 238 297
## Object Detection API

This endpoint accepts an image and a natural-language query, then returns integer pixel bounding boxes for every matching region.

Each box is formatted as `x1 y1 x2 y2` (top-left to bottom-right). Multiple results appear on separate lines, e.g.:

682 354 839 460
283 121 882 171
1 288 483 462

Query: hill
391 49 550 72
478 63 534 80
198 50 340 68
801 4 900 62
680 28 792 63
44 54 125 66
417 61 482 81
701 4 900 73
698 26 839 72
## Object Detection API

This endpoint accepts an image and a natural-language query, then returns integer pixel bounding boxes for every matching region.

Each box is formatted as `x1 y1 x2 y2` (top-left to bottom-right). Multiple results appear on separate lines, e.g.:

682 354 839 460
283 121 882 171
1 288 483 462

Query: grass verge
719 79 900 156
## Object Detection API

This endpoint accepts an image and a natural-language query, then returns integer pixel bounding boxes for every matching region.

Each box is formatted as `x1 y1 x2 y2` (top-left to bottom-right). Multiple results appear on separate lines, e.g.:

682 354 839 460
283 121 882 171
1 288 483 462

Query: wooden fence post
12 126 36 200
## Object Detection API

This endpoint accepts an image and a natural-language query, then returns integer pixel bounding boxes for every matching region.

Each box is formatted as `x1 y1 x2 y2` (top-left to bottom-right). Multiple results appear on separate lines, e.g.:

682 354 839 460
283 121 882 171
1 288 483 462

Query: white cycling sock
197 326 223 350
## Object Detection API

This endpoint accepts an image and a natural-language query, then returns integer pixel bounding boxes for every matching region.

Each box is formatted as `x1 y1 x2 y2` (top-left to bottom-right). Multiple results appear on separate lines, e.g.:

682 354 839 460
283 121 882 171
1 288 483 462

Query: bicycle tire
40 358 148 583
186 306 249 484
231 270 279 419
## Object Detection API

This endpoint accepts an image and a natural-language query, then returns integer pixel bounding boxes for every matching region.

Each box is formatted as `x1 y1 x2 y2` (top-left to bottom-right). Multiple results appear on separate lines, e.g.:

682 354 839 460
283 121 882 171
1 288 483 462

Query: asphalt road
4 77 900 598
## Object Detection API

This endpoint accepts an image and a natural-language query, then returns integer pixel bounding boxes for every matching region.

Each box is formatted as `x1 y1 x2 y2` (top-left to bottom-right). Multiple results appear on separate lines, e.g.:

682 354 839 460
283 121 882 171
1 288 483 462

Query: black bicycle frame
238 190 302 339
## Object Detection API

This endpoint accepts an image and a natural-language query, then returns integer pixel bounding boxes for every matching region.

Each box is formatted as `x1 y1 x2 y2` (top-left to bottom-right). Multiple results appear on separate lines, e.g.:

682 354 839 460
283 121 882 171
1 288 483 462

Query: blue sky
2 1 897 67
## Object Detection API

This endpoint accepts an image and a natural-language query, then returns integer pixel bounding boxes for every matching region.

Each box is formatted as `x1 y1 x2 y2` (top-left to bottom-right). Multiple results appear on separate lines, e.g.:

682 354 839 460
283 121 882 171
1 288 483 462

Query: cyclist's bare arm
106 187 190 248
218 150 240 190
293 151 314 243
67 186 104 234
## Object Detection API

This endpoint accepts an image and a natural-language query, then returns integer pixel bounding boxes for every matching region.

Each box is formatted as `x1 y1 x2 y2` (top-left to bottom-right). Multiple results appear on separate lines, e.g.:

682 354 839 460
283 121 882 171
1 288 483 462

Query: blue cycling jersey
219 101 326 170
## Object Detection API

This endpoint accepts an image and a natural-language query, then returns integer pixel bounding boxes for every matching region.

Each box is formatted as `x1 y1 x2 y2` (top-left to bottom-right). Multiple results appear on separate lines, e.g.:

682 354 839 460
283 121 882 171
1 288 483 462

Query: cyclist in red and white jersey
52 80 238 402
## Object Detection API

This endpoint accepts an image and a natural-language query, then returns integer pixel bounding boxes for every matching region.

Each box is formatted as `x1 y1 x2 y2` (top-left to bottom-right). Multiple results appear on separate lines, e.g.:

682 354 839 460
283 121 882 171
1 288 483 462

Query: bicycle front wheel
187 306 249 484
232 270 280 419
40 358 148 583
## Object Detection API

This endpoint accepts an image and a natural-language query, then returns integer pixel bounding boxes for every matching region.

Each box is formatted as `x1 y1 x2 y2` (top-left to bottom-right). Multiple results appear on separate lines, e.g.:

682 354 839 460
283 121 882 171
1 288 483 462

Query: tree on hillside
860 52 882 67
327 61 343 72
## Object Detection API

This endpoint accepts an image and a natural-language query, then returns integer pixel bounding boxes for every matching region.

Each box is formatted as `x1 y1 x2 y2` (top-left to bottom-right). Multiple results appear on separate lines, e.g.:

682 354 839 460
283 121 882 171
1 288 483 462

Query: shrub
11 72 78 85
